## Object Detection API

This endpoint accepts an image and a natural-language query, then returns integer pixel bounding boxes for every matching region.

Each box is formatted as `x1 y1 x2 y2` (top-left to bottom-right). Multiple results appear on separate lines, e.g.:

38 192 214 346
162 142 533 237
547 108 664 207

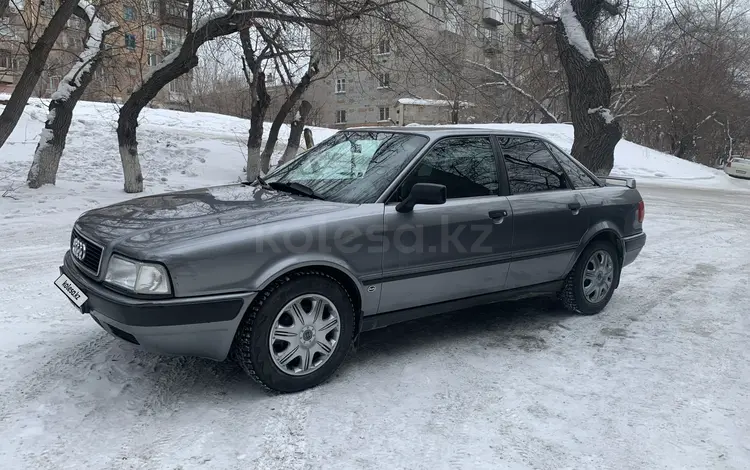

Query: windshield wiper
255 174 272 189
268 181 326 200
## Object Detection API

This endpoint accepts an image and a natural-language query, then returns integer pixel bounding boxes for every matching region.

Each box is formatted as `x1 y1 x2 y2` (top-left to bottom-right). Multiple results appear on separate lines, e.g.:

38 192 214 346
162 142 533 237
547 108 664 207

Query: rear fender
565 223 625 282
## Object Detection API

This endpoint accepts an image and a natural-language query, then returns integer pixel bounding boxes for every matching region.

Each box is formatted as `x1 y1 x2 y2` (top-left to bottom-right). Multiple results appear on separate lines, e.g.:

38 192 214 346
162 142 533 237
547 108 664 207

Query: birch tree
0 0 78 149
27 2 117 188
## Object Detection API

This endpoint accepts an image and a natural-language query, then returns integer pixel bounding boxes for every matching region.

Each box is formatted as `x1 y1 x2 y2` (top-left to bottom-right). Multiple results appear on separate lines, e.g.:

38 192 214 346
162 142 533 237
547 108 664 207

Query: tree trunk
246 71 270 181
259 62 319 173
303 128 314 149
0 0 78 149
555 0 621 176
0 0 10 20
28 4 116 188
281 100 312 164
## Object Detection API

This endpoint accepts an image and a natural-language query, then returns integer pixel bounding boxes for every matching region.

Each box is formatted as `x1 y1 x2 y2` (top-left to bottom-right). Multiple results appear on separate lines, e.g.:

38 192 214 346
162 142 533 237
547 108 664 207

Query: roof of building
396 98 475 108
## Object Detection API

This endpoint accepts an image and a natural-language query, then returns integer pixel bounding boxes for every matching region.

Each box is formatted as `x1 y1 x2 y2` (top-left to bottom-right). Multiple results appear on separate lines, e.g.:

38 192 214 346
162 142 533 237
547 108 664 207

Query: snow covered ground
1 101 749 468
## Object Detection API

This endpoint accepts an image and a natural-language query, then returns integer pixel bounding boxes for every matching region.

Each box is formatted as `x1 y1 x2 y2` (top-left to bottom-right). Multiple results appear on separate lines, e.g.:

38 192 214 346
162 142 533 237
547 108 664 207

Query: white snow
139 49 180 88
398 97 474 108
560 1 597 62
588 106 615 124
2 100 750 468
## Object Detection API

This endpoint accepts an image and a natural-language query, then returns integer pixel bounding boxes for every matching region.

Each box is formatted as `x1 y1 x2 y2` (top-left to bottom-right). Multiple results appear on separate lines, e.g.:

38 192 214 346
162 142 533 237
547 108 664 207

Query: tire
559 241 621 315
232 271 355 393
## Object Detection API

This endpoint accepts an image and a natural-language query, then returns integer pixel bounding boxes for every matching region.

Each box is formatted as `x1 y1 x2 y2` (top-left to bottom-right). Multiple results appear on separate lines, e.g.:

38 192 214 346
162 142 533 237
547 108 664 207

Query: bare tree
0 0 78 149
555 0 623 175
258 60 319 174
117 1 398 193
281 99 312 164
27 1 117 188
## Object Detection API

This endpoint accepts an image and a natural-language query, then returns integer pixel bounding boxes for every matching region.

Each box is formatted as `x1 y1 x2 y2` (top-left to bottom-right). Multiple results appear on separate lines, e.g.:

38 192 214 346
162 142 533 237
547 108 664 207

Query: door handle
488 209 507 224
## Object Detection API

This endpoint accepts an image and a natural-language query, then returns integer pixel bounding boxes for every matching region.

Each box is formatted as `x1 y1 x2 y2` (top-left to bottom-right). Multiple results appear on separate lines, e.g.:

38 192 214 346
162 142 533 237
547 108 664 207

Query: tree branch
468 60 558 123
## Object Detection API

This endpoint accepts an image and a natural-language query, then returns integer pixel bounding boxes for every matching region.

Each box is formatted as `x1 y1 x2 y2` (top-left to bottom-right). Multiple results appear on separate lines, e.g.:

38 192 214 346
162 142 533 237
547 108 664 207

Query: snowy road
1 183 749 469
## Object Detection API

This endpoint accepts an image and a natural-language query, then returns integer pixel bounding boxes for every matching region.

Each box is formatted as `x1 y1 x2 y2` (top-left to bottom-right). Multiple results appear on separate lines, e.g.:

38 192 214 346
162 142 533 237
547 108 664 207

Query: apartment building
0 0 190 106
308 0 547 128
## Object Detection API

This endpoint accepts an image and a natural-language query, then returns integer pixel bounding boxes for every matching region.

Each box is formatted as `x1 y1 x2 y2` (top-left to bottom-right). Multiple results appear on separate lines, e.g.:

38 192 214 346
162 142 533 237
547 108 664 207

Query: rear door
377 135 514 313
497 136 589 289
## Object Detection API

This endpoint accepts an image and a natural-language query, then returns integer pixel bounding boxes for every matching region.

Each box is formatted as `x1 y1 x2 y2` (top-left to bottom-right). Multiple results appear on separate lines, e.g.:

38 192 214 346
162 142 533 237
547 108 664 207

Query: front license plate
54 274 88 309
735 169 746 174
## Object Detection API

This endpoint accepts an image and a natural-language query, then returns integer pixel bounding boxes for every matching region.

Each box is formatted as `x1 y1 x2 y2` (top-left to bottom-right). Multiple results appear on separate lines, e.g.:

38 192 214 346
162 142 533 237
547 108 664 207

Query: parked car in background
724 156 750 179
55 128 647 393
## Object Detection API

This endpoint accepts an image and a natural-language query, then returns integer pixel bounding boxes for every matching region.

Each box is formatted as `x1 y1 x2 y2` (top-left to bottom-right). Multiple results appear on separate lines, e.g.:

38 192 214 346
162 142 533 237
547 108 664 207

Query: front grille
71 230 103 276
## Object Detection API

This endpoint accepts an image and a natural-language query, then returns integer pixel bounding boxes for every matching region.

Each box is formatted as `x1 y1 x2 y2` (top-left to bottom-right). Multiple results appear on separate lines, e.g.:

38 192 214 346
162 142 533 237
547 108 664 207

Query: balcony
160 0 190 30
483 5 502 25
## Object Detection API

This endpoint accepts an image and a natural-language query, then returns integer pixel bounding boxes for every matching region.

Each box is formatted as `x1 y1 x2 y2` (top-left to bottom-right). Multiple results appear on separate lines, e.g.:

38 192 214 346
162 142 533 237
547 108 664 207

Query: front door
497 136 590 289
378 136 514 313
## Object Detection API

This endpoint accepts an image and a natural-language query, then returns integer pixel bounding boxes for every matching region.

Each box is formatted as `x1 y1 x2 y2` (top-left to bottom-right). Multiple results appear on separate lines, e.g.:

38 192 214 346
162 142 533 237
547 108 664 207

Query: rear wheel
559 241 621 315
233 271 355 392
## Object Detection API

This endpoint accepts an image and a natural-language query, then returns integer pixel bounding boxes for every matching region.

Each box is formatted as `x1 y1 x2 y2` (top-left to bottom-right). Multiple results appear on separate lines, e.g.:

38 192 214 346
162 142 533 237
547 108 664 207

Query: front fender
249 254 371 314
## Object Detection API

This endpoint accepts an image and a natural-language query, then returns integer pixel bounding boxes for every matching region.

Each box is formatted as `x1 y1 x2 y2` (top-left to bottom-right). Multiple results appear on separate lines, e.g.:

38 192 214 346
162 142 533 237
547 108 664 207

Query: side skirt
360 280 564 332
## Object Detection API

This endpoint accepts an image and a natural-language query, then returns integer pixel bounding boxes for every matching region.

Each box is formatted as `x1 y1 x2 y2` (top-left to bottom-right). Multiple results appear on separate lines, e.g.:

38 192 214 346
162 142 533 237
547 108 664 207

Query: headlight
105 255 171 295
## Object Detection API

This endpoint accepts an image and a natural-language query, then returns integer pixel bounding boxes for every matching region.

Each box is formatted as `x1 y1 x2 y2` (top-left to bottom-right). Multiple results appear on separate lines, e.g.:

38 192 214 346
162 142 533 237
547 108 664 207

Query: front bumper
623 232 647 267
60 252 256 361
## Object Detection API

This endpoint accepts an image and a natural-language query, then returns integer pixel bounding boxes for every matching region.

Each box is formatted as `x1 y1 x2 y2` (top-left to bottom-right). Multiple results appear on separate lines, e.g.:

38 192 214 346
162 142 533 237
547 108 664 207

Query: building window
336 46 344 61
378 39 390 55
335 110 347 124
147 53 159 66
428 3 437 16
0 51 15 70
124 6 136 21
166 2 187 18
379 106 390 121
148 1 159 14
335 78 346 93
147 26 158 41
517 14 525 25
169 80 180 93
125 33 137 50
377 73 390 88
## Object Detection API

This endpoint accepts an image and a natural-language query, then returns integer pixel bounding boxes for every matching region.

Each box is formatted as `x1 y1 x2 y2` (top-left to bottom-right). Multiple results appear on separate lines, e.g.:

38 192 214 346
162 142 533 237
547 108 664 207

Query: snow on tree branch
588 106 614 124
51 1 117 102
559 0 597 62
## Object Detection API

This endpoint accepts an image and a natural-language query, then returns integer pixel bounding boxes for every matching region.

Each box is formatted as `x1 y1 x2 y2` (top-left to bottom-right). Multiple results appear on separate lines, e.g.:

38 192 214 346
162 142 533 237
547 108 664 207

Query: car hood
74 184 353 252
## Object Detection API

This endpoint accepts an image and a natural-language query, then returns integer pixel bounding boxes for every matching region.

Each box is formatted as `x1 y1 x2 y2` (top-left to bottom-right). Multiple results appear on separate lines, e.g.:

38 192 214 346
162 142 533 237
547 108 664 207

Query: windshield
264 131 429 203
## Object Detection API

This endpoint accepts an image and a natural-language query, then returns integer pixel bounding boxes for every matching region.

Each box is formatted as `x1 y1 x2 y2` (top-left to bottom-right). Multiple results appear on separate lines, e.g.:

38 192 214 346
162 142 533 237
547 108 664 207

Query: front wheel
559 241 621 315
233 271 355 393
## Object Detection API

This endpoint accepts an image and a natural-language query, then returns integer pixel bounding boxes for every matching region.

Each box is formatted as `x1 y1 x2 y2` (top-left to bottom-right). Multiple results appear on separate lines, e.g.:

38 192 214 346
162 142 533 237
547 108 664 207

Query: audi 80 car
56 128 646 392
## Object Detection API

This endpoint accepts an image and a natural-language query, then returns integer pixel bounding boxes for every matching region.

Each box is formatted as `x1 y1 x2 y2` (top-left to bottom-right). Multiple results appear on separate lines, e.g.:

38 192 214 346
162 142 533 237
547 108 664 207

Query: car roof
343 126 547 139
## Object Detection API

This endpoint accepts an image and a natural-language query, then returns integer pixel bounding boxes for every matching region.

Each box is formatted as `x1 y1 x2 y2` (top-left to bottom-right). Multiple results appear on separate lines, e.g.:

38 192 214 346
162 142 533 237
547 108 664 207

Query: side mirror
396 183 447 213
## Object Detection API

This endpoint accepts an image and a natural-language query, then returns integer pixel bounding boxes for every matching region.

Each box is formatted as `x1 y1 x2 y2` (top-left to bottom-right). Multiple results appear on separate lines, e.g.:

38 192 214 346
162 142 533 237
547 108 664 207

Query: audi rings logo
72 237 87 261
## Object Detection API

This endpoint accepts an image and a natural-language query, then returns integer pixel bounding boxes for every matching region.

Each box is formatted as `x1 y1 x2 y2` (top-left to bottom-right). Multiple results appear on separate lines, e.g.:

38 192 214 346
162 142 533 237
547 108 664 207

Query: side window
400 137 499 199
500 137 569 194
547 144 600 189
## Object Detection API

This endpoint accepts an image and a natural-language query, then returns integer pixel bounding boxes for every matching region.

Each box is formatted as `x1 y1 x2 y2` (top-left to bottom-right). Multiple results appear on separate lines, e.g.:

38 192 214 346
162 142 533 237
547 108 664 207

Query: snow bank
0 99 336 217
